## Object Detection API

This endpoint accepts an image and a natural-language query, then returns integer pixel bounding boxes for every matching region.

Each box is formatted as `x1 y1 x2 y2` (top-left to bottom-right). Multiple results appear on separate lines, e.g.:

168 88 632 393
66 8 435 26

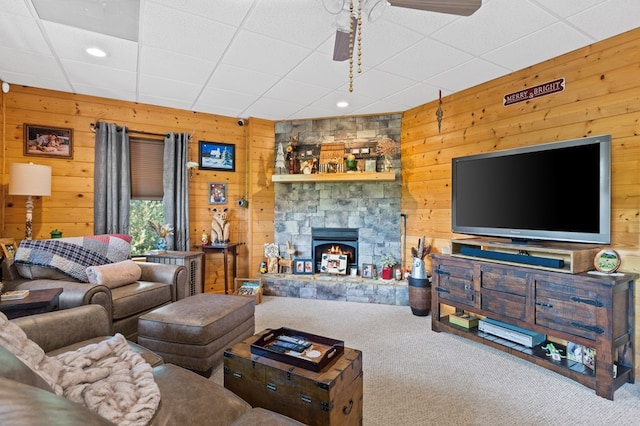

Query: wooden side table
0 288 63 319
200 243 240 294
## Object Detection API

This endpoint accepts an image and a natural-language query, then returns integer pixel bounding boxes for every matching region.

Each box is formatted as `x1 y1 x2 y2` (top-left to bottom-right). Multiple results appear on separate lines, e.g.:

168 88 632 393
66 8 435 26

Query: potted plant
379 254 397 280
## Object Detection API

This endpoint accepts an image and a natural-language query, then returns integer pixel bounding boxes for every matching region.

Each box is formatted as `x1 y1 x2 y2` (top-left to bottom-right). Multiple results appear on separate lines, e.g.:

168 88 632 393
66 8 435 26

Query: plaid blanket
14 235 131 282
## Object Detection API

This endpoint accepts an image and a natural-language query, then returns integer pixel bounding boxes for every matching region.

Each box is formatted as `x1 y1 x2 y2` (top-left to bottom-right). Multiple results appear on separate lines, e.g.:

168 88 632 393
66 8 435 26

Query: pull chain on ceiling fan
324 0 482 91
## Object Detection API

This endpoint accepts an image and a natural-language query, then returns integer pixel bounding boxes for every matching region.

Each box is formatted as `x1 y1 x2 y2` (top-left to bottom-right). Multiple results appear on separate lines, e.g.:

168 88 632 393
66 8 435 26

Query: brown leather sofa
0 305 304 426
2 259 189 341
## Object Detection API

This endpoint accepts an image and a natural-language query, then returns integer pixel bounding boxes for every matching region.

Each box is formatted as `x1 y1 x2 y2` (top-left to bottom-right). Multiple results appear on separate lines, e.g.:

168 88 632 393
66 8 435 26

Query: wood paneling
401 27 640 375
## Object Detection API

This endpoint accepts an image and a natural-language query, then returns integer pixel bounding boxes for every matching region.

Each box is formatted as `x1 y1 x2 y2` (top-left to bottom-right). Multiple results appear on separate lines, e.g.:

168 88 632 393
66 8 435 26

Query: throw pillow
86 260 142 289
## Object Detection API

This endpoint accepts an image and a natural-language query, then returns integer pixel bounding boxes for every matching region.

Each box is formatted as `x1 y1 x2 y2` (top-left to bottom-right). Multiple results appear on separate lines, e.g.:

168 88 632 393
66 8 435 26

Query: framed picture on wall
208 182 227 205
198 141 235 172
0 238 17 259
361 263 377 278
23 124 73 159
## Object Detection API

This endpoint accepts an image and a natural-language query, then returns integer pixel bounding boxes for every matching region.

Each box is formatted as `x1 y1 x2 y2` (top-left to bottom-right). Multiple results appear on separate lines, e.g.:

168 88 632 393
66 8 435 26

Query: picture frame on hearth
361 263 377 278
294 258 314 275
320 253 347 275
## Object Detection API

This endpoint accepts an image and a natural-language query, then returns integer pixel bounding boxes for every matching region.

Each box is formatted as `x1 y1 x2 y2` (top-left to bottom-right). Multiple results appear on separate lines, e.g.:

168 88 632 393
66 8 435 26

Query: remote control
271 341 309 353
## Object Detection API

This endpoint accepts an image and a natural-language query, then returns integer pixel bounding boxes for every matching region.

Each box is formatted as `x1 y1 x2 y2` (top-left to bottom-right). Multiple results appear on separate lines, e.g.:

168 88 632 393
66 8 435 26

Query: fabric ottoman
137 293 255 376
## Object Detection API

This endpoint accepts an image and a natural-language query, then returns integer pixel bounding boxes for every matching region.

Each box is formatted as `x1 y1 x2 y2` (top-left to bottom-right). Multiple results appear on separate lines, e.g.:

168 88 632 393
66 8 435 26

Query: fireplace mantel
271 171 396 183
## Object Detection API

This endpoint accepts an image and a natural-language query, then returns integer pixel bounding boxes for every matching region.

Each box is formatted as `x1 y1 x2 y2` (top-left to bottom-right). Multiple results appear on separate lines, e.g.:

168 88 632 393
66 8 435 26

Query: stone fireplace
311 227 358 272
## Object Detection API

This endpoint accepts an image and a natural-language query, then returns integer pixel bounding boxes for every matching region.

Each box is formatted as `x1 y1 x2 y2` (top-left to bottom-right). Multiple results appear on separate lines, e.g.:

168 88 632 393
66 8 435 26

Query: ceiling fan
327 0 482 61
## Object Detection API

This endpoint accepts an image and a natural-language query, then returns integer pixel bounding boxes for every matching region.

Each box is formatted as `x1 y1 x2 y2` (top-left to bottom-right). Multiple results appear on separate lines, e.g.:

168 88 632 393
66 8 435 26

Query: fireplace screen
312 227 358 273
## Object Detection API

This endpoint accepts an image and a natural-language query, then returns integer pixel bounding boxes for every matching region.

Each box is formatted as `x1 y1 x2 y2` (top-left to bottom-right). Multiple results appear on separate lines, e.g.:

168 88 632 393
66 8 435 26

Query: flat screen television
451 135 611 245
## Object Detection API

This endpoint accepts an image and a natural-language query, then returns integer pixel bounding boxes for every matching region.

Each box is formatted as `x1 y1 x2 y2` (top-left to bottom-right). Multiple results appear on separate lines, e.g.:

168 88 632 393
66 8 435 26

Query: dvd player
478 318 546 348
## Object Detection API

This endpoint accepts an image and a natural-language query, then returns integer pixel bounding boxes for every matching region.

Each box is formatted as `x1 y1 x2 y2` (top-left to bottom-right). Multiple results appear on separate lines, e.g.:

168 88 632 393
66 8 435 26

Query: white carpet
213 296 640 425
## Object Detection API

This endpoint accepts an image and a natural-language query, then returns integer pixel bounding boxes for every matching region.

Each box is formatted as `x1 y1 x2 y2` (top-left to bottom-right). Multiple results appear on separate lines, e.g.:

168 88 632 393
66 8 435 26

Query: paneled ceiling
1 0 639 121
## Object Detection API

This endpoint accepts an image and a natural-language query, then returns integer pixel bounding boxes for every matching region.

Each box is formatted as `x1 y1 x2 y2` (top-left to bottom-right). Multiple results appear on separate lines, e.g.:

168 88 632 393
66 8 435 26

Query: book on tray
1 290 30 301
449 312 480 328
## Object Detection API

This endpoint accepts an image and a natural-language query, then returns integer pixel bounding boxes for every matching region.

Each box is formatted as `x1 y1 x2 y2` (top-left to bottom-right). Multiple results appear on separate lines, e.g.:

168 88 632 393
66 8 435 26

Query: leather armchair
1 306 304 426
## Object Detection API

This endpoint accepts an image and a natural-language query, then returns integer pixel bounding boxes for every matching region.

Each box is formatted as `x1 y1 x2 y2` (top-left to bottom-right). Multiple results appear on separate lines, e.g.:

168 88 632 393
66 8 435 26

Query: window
129 138 164 255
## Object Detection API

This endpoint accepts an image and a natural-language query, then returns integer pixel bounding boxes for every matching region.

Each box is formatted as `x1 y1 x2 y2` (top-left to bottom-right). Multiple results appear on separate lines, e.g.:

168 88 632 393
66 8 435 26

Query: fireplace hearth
312 227 358 273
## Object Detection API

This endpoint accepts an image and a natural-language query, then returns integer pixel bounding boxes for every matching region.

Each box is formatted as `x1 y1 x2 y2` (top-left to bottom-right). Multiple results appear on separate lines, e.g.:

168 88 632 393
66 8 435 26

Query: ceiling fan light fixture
322 0 346 14
363 0 388 21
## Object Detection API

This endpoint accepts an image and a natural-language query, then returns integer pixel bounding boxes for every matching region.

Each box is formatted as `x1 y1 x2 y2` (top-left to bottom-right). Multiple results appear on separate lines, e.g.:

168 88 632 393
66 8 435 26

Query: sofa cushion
86 260 142 289
0 378 116 426
0 345 54 392
110 282 173 321
14 234 132 282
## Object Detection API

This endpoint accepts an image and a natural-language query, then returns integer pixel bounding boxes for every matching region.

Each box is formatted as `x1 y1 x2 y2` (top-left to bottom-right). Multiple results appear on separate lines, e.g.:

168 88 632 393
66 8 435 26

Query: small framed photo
0 238 17 259
320 253 347 274
361 263 377 278
208 182 227 205
294 258 314 275
24 124 73 159
199 141 235 172
360 147 370 154
351 148 360 154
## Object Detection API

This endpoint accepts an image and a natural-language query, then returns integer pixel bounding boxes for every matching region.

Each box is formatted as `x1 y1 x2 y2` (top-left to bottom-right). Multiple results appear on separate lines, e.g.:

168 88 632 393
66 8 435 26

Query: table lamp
9 162 52 240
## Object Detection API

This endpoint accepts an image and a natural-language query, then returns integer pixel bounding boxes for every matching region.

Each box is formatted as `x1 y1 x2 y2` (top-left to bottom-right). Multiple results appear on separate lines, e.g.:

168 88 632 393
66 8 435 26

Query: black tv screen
451 135 611 244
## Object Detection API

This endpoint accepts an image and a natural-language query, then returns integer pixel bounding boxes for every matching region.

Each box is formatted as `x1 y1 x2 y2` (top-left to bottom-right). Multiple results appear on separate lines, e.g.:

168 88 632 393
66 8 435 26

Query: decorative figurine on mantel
410 236 431 279
264 243 280 273
287 136 297 174
275 142 286 174
210 208 230 244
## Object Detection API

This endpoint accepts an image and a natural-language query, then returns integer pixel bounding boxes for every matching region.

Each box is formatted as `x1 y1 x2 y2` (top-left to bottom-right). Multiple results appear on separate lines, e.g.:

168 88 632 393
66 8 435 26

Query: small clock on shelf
594 249 621 273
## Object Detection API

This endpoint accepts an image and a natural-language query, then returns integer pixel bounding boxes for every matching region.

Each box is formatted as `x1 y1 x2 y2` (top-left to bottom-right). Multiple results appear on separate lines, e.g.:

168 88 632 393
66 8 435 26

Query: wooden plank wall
0 85 264 293
401 27 640 374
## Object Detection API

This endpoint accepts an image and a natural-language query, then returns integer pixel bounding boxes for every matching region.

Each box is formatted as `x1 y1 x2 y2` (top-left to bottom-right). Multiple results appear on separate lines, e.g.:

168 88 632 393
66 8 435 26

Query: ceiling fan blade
388 0 481 16
333 16 358 61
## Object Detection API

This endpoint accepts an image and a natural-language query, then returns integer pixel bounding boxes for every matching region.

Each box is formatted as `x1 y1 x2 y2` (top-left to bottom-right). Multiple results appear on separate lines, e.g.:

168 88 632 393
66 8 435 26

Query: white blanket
0 312 160 426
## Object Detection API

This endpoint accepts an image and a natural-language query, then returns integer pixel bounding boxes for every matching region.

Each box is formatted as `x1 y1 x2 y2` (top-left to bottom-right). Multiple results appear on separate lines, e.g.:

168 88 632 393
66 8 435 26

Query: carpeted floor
212 296 640 425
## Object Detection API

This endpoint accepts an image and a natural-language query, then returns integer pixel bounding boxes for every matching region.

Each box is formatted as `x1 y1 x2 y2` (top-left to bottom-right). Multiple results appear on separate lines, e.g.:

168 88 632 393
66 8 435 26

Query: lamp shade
9 162 52 196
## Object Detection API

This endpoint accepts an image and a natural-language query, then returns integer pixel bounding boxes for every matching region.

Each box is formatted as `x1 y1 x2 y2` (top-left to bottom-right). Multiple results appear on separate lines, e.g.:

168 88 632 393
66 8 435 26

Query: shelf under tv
450 238 601 274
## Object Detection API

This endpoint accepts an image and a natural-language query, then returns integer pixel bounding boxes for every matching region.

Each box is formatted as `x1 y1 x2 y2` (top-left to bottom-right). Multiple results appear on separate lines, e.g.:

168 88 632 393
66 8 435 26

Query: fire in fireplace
311 228 358 273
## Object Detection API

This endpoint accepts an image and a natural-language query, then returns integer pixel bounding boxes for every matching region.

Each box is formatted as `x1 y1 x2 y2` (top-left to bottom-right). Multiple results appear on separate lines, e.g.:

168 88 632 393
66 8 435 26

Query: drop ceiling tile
376 37 472 81
137 94 195 112
207 64 281 97
348 68 418 100
3 0 33 16
42 22 138 71
384 82 443 108
483 23 593 72
354 19 425 67
243 96 307 121
431 0 556 55
380 5 459 36
567 0 640 40
0 13 51 53
148 0 252 26
0 47 66 83
138 74 203 103
244 0 334 48
264 78 329 104
533 0 605 18
142 2 237 61
71 82 137 103
426 58 509 93
194 87 258 112
286 52 350 89
221 31 311 75
140 46 216 85
61 59 137 92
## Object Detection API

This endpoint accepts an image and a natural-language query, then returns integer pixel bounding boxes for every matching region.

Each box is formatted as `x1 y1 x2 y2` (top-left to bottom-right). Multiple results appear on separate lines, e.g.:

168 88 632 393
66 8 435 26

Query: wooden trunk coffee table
224 330 363 426
0 288 63 319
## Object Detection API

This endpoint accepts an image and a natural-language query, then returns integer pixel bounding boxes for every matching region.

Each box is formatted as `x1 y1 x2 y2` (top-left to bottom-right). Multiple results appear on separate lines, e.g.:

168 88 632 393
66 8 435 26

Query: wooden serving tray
250 327 344 372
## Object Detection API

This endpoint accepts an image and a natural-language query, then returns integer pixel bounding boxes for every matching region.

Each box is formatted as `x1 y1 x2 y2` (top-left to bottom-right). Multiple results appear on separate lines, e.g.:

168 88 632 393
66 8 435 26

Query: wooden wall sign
503 78 565 106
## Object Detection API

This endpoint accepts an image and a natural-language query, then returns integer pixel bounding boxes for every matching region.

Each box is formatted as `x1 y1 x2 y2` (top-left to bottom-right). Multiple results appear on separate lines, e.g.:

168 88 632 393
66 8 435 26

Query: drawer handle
435 287 450 293
535 302 553 308
343 399 354 415
434 269 450 276
571 296 603 307
232 371 242 379
300 395 312 404
464 284 472 291
266 383 277 391
571 322 604 335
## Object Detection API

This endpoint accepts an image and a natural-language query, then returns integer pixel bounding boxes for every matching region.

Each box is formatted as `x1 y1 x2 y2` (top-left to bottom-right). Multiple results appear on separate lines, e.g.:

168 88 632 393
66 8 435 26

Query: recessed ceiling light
86 47 107 57
337 101 349 108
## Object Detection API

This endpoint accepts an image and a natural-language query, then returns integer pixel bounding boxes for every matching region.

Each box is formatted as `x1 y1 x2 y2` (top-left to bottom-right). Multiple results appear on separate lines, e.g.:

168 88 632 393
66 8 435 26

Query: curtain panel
94 122 131 235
